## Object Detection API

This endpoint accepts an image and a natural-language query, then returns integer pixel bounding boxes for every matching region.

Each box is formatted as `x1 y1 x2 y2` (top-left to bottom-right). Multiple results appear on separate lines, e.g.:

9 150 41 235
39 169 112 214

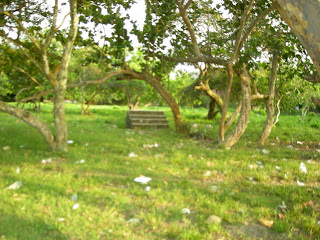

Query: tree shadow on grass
0 212 68 240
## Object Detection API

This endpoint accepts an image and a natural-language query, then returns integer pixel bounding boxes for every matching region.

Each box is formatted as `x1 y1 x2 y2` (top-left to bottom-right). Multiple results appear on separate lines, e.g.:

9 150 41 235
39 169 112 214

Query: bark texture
221 68 252 147
259 51 278 145
276 0 320 74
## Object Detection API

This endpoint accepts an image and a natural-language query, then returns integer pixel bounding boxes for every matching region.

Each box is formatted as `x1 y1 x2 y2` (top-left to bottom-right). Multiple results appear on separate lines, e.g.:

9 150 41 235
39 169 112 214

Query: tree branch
230 0 255 63
239 5 277 49
175 0 201 57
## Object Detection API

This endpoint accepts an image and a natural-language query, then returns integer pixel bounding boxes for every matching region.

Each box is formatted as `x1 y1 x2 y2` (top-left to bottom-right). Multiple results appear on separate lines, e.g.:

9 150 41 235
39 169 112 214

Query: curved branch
0 100 56 150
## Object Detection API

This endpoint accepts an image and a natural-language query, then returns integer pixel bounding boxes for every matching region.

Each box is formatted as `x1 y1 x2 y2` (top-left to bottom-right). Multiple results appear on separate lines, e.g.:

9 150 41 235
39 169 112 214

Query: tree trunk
219 63 234 141
275 0 320 74
0 101 56 150
51 0 79 152
122 69 183 132
220 67 251 147
85 88 103 115
207 98 218 120
259 51 278 145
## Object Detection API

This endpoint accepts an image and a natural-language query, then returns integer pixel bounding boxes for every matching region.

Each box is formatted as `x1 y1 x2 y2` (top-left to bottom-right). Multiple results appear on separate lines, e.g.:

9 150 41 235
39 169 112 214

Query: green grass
0 103 320 239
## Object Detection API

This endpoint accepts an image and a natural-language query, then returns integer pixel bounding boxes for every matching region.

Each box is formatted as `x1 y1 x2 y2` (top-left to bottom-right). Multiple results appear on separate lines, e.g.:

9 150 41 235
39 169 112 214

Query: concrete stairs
126 110 169 129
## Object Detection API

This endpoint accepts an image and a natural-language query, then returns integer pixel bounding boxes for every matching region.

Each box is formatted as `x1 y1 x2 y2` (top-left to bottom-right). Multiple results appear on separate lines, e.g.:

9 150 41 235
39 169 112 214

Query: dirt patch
225 223 290 240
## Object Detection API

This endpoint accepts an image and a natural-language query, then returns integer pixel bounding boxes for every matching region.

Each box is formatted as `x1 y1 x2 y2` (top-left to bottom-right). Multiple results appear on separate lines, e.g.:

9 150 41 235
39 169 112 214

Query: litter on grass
6 181 22 190
297 141 303 145
128 152 137 158
262 149 270 154
72 203 79 210
127 218 140 223
297 180 305 186
134 176 151 184
276 166 281 170
299 162 307 173
3 146 10 151
41 158 52 164
143 143 159 149
72 194 78 202
16 168 20 174
67 140 74 144
58 218 65 222
145 186 151 192
181 208 191 214
74 159 85 164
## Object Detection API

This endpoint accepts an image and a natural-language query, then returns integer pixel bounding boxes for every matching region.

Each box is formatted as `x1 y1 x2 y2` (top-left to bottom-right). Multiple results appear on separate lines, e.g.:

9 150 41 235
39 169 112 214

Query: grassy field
0 103 320 239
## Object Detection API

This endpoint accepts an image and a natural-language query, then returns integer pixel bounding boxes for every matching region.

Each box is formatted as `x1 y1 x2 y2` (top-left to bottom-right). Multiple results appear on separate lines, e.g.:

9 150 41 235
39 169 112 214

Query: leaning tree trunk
207 98 218 120
122 69 183 132
275 0 320 74
259 51 278 145
220 67 252 148
0 101 56 150
219 63 234 142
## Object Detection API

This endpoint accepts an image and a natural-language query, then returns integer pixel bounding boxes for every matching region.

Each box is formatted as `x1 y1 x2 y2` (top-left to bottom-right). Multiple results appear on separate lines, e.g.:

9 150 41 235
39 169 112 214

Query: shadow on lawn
0 213 68 240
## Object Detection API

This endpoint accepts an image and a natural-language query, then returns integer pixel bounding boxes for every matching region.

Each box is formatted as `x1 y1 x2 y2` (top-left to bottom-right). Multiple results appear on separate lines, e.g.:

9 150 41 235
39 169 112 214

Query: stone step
130 119 168 124
126 110 169 129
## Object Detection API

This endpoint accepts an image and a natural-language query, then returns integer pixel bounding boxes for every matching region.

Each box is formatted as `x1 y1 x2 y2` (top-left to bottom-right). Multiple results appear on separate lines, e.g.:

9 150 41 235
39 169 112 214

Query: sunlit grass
0 103 319 239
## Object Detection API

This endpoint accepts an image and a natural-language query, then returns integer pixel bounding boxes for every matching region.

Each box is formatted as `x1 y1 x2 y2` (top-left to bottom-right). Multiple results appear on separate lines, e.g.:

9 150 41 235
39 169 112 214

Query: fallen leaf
278 213 285 219
304 200 314 207
259 218 273 228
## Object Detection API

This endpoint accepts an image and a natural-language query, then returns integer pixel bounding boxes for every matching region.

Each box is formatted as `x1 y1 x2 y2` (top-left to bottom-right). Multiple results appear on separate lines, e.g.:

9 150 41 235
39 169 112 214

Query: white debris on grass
16 168 20 174
143 143 159 149
278 201 287 211
297 180 305 186
128 152 137 158
41 158 52 164
72 203 79 210
134 176 151 184
181 208 191 214
127 218 140 223
58 218 65 222
3 146 10 151
204 171 211 176
262 149 270 154
74 159 85 164
72 194 78 202
211 185 218 192
5 181 22 190
276 166 281 170
67 140 74 144
145 186 151 192
299 162 307 173
297 141 303 145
